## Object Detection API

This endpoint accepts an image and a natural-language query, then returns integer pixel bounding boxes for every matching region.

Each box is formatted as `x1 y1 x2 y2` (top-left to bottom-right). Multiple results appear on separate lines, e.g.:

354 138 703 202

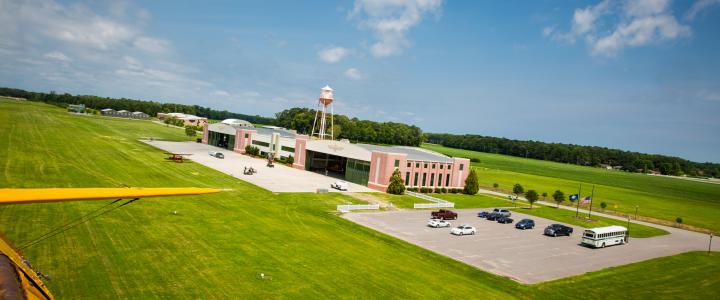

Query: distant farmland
423 143 720 232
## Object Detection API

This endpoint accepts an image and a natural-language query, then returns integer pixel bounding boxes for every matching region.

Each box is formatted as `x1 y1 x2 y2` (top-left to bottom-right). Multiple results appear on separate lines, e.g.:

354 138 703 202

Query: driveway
343 208 718 284
143 140 376 193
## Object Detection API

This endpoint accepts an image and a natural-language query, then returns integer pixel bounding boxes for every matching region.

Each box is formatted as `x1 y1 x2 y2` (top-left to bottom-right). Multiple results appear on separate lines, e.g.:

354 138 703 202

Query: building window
281 146 295 152
460 164 464 171
394 159 400 167
422 173 427 186
446 174 450 187
252 140 270 147
424 163 428 168
405 172 410 184
414 173 419 186
437 174 443 186
407 162 411 168
440 164 444 170
415 163 420 168
432 164 436 169
447 164 451 169
244 133 249 138
430 174 435 186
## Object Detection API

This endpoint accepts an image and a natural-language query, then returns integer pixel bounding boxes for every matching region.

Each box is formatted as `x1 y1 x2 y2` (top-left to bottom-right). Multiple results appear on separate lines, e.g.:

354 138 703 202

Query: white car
451 225 476 236
330 180 348 191
427 219 451 228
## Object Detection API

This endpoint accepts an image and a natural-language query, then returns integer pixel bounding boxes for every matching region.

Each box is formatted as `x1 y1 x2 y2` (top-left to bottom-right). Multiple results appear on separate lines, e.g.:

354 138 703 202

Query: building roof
101 108 115 112
305 139 454 163
132 111 146 115
207 123 238 135
221 119 253 127
255 127 297 139
117 110 129 113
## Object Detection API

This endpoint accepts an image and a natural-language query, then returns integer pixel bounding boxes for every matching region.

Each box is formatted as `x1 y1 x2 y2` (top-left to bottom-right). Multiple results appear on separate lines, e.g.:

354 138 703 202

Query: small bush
286 155 294 165
470 158 480 163
676 217 683 224
433 188 441 194
441 187 447 193
493 183 499 189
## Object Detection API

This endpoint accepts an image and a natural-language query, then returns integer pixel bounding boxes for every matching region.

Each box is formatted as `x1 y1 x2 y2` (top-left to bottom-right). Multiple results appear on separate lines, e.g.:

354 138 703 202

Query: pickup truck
431 209 458 220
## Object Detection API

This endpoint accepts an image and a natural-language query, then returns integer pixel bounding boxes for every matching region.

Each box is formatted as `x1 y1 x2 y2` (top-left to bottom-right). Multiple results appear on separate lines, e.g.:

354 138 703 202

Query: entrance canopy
305 140 372 162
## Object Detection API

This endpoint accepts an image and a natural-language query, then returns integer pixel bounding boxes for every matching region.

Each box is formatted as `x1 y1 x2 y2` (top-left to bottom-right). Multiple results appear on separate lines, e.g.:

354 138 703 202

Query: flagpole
575 183 582 218
587 184 595 219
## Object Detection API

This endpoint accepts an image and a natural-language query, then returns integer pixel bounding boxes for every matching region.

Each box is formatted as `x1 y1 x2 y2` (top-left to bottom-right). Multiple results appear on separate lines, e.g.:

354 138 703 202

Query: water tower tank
319 85 333 106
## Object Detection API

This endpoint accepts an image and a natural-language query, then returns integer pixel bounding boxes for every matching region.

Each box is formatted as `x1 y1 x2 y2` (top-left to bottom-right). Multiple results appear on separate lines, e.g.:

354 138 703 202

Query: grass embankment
0 99 717 298
423 143 720 232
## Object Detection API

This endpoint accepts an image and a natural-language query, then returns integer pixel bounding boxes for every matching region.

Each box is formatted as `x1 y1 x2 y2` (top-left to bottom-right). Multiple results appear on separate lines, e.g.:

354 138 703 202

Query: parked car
431 209 458 220
208 151 224 159
492 208 511 217
496 216 514 224
427 219 451 228
477 211 490 218
544 224 574 237
515 219 535 230
451 225 476 236
486 212 500 221
331 180 349 191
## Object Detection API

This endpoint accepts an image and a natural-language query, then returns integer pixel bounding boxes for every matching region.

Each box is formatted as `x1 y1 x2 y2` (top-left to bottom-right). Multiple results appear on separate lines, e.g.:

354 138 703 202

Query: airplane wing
0 187 220 205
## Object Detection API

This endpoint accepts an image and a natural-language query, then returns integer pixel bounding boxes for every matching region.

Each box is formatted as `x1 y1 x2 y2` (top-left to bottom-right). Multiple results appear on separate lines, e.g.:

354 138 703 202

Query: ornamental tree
386 168 405 195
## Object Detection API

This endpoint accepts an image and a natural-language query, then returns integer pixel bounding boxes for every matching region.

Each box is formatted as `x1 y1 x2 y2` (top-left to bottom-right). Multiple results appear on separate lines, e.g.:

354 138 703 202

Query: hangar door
305 150 370 186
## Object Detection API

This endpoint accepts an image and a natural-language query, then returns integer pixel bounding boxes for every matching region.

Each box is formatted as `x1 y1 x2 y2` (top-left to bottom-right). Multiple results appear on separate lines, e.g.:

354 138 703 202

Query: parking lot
143 140 376 193
344 208 717 283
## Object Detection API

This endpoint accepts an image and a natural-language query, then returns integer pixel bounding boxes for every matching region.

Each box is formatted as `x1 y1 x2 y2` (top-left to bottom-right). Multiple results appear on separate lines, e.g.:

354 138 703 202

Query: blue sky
1 0 719 162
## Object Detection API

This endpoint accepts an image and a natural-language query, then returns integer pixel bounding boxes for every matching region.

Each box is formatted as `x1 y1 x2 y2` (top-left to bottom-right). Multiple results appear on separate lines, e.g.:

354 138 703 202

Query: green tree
185 126 196 137
676 217 683 225
512 183 524 197
541 192 548 199
492 183 499 190
552 190 565 208
463 169 479 195
386 169 405 195
525 190 539 209
600 202 607 211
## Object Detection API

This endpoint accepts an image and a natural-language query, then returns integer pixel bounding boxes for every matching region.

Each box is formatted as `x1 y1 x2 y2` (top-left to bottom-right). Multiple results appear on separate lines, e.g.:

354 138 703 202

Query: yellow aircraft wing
0 187 220 204
0 187 221 300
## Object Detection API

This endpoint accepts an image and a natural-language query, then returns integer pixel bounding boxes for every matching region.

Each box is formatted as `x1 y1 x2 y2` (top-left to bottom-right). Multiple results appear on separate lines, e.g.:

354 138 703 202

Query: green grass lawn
510 205 668 238
369 193 427 208
0 99 718 298
423 143 720 232
434 193 526 209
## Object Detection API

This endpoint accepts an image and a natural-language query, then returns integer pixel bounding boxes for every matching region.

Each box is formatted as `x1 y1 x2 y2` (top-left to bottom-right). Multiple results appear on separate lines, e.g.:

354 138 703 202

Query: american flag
580 196 591 204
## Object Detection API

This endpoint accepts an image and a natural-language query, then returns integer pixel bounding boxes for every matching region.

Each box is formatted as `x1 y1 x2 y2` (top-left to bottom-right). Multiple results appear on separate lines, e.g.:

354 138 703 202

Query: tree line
426 133 720 178
0 87 423 146
0 87 275 125
274 107 423 146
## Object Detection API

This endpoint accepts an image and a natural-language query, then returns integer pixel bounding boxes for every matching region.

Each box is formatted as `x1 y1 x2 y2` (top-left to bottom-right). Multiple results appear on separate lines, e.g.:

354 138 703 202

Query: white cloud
212 90 230 97
44 51 70 61
350 0 444 57
549 0 691 56
344 68 363 80
685 0 720 20
318 46 350 63
542 26 555 37
133 36 170 53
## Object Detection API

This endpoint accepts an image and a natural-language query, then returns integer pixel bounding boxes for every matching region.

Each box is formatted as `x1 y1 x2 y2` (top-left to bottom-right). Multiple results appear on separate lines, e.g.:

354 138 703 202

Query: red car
431 209 458 220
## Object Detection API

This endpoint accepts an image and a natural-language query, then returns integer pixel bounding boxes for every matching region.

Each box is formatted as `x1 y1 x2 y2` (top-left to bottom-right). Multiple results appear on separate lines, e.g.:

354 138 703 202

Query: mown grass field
423 143 720 232
1 99 718 299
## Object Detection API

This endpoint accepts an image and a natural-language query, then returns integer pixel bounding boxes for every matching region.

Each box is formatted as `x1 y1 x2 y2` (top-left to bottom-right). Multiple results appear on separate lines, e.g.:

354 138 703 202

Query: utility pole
575 183 582 218
587 185 595 219
710 233 714 254
626 216 631 244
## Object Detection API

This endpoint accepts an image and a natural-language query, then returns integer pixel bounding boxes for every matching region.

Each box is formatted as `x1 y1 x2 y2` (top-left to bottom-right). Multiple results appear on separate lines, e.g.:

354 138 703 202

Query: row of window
405 171 451 187
403 161 464 171
587 231 627 239
252 140 270 147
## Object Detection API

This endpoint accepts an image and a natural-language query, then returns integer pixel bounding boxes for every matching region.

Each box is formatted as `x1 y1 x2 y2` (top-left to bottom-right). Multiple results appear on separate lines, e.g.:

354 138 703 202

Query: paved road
143 140 376 193
344 208 718 284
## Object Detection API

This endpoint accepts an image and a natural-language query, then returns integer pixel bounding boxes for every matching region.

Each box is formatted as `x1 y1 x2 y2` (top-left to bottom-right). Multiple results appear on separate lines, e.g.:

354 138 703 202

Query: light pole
635 205 639 220
626 216 631 244
710 233 714 254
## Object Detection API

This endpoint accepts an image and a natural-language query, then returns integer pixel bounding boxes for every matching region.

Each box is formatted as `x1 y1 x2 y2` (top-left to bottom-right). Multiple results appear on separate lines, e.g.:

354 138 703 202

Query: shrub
386 169 406 195
470 158 480 163
493 183 499 189
244 145 260 156
541 192 548 199
676 217 683 225
286 155 294 165
463 169 479 195
441 187 447 193
434 188 441 194
600 202 607 211
513 183 524 196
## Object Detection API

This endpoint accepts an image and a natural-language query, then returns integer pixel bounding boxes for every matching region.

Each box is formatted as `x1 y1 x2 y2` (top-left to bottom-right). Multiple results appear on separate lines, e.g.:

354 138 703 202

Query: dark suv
544 224 573 237
496 216 514 224
431 209 457 220
515 219 535 230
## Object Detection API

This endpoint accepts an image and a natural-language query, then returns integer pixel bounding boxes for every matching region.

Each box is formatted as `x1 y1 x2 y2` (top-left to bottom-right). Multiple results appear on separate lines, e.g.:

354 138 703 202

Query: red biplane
164 152 192 163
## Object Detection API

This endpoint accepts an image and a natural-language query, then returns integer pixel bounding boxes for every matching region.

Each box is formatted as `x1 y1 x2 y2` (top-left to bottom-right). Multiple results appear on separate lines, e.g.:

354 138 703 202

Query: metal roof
207 123 238 135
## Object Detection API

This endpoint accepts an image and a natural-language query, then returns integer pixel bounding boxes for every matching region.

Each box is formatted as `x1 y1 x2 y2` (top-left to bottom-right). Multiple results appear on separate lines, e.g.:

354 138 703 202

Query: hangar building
202 123 469 192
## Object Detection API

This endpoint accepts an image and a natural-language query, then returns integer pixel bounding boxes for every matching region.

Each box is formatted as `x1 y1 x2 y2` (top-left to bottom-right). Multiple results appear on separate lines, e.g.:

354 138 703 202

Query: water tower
311 85 334 140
